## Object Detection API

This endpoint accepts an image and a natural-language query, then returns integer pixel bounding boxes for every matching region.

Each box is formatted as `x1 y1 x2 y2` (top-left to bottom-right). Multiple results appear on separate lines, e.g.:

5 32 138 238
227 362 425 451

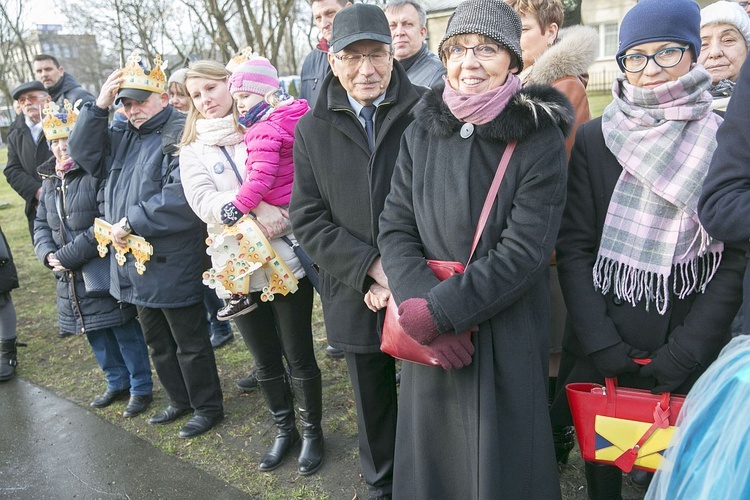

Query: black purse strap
220 146 243 184
219 146 298 251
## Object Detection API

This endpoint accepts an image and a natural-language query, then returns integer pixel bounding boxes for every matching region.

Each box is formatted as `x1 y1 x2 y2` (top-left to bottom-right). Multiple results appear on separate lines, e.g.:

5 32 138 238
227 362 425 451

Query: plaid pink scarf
596 66 724 314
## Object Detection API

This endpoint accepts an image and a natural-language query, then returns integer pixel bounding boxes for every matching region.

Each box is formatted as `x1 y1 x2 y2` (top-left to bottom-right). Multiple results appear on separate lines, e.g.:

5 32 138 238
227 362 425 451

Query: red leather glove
427 331 475 370
398 298 440 345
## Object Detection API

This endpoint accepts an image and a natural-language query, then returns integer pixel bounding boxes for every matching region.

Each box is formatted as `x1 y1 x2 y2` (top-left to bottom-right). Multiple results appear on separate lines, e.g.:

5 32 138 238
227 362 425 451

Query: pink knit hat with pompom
228 56 279 96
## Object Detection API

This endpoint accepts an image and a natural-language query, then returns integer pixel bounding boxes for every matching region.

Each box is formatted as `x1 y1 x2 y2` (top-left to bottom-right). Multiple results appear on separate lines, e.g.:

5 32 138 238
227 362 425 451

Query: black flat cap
12 81 47 101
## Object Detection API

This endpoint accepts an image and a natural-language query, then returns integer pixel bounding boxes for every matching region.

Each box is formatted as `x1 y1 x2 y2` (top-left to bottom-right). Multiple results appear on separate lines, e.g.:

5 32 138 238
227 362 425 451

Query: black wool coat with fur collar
378 83 572 499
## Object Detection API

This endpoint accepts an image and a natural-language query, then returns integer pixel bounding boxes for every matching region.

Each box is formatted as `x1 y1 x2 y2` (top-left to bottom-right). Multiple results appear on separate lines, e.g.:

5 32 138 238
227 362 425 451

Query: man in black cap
68 54 224 439
3 81 52 239
290 4 424 498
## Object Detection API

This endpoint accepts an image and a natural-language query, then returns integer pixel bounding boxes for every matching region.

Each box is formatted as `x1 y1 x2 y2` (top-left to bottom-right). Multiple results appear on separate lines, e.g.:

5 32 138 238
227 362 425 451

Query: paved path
0 378 250 499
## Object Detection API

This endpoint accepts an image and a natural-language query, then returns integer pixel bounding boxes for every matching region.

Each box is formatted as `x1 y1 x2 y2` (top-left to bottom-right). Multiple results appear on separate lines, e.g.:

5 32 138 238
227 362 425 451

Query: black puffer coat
34 157 136 334
0 226 19 294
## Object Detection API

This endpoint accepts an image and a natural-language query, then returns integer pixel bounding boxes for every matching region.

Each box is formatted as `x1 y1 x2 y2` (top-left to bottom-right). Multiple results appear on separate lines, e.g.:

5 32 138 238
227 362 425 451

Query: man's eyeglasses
739 2 749 8
617 45 690 73
333 51 393 68
442 43 503 62
17 93 47 105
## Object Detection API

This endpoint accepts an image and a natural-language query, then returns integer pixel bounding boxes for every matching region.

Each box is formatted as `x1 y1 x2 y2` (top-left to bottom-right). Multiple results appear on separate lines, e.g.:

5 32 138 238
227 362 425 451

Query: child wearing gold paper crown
216 57 309 320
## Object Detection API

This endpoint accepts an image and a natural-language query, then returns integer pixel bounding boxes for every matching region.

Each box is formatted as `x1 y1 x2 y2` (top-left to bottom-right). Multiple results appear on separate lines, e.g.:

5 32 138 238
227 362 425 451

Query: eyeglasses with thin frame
442 43 503 62
739 2 749 7
617 45 690 73
333 51 393 68
17 93 47 105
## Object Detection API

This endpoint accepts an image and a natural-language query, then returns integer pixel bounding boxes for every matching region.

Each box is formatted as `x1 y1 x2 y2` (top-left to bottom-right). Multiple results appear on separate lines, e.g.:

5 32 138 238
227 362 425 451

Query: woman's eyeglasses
442 43 503 62
333 51 393 68
617 45 690 73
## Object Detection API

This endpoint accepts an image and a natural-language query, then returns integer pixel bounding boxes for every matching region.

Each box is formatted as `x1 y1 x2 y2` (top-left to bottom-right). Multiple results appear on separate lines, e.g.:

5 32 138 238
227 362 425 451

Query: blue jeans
86 317 153 396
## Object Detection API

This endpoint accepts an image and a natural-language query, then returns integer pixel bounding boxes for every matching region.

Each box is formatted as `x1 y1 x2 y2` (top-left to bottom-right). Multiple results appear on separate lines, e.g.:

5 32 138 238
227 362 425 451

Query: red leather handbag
380 142 517 367
381 260 466 366
566 373 685 473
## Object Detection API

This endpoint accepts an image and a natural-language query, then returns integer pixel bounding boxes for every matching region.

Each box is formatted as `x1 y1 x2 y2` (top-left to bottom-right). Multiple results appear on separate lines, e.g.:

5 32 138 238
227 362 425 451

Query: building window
599 22 618 58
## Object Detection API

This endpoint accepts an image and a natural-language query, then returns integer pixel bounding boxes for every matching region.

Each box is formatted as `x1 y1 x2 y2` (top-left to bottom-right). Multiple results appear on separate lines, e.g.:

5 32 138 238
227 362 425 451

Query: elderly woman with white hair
699 0 750 109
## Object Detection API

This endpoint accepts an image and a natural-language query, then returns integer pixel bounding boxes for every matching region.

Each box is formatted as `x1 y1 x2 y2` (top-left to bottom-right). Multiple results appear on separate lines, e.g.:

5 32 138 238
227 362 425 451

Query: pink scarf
442 73 521 125
55 158 75 178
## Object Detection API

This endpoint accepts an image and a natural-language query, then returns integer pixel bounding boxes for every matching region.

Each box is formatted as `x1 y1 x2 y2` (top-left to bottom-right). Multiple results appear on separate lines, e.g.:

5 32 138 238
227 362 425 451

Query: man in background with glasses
738 1 750 16
3 81 52 241
290 4 424 499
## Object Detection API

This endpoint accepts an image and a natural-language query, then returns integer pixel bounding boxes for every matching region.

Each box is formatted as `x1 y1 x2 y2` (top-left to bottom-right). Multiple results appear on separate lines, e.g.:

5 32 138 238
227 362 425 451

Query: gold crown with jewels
42 99 78 141
120 50 167 94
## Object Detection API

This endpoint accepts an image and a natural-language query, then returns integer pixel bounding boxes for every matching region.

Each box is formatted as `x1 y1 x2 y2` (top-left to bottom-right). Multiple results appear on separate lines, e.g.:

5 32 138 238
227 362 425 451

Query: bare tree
0 0 34 99
562 0 583 27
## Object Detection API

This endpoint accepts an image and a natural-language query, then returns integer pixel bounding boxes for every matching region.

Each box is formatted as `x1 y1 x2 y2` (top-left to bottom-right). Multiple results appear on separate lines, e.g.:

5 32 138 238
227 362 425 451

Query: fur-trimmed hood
523 25 599 87
414 83 574 143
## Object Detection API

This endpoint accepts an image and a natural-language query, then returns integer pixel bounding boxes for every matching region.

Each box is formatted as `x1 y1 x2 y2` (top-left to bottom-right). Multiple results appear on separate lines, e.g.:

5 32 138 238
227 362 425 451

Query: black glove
590 341 649 378
221 202 244 226
639 340 698 394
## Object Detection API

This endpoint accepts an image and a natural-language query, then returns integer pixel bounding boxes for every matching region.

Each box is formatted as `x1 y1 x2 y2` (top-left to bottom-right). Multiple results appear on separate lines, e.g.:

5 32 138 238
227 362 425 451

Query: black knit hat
438 0 524 73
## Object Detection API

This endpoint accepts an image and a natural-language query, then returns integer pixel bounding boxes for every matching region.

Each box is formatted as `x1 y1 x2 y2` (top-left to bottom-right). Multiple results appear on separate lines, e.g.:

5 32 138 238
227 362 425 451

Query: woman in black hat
378 0 573 496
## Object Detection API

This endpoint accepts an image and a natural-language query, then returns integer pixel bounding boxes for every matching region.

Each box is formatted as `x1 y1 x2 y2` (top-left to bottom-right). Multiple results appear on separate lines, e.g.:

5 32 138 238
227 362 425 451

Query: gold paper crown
42 99 78 141
225 46 255 72
120 50 167 94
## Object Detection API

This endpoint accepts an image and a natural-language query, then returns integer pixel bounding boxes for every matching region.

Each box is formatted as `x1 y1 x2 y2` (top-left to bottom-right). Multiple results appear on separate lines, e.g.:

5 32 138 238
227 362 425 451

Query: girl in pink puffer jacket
218 56 309 320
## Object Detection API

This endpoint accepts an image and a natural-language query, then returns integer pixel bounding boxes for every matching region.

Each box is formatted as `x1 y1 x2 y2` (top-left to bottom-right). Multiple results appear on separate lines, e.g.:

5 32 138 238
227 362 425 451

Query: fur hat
228 57 279 96
438 0 524 73
701 0 750 48
616 0 701 71
168 68 189 87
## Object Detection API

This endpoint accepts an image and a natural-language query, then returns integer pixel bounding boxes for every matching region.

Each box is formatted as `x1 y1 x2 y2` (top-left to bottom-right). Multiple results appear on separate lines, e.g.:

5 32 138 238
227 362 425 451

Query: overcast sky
26 0 68 29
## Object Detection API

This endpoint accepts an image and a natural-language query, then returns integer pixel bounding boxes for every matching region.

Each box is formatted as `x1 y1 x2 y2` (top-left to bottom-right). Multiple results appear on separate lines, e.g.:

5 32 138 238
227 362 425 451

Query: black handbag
0 230 11 267
281 235 320 294
80 256 111 297
221 146 320 294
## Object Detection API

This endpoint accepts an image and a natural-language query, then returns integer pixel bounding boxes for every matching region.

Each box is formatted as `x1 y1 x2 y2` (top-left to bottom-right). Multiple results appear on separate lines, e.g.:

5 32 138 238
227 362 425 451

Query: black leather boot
585 461 623 500
0 338 18 382
553 425 575 465
258 375 300 471
291 373 324 475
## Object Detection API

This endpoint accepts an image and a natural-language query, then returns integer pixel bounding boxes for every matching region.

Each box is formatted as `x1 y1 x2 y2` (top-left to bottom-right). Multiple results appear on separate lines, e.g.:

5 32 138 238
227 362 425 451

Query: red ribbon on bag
613 392 672 472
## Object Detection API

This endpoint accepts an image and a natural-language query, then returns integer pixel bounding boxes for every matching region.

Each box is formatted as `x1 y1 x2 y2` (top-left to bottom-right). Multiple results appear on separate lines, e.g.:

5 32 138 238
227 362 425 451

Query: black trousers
136 302 223 417
345 350 397 498
233 277 319 381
